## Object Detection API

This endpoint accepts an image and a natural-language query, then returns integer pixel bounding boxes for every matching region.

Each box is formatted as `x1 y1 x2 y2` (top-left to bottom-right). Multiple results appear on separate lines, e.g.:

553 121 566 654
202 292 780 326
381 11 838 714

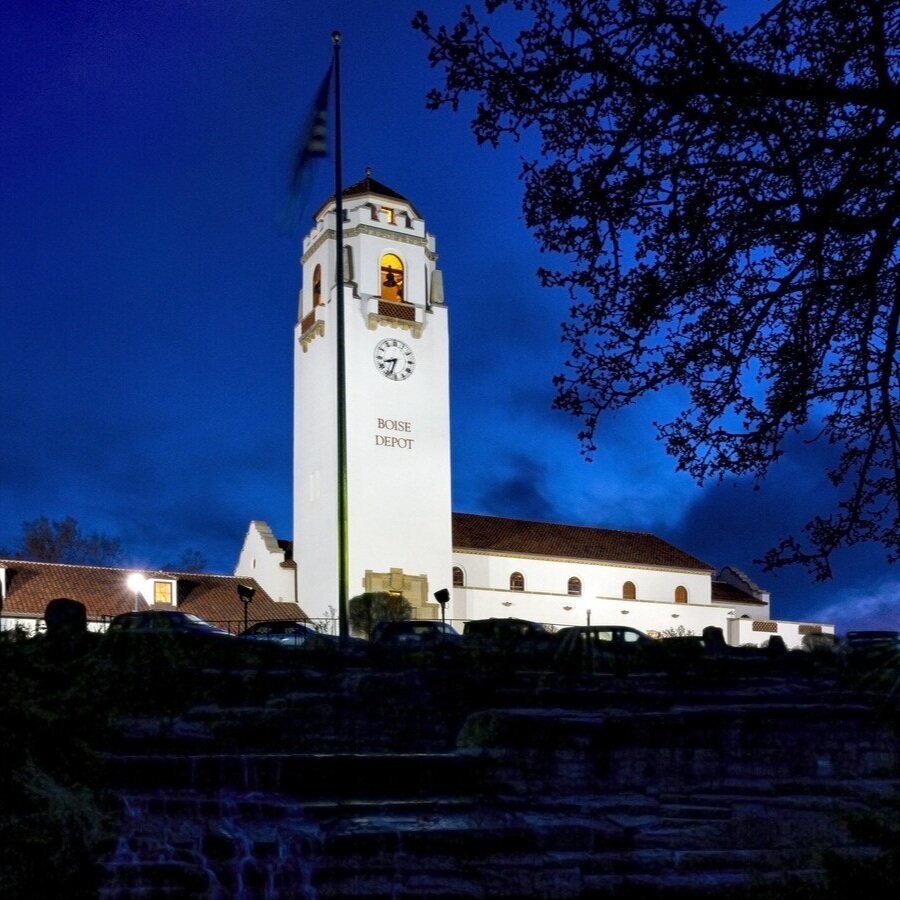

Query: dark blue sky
1 0 895 633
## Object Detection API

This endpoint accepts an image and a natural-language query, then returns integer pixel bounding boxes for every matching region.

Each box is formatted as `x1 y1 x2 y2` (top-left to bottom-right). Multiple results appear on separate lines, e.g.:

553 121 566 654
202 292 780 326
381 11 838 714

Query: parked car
554 625 657 673
238 619 319 647
463 617 551 643
106 610 233 638
842 630 899 650
840 630 899 664
370 619 460 648
234 619 368 656
306 632 371 658
462 617 556 664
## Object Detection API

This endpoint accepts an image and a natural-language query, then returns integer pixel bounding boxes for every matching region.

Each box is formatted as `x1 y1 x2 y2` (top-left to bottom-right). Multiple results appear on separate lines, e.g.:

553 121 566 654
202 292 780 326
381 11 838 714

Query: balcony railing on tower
367 297 423 337
299 306 325 352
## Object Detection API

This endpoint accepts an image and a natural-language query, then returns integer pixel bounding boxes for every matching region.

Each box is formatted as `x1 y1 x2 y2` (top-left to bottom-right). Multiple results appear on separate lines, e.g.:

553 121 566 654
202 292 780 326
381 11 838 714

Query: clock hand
386 357 398 374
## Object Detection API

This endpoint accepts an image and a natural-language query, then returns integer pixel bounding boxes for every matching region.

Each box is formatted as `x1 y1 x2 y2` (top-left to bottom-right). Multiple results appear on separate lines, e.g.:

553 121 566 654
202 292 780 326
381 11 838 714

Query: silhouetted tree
161 549 208 573
348 592 412 639
1 516 122 566
415 0 899 578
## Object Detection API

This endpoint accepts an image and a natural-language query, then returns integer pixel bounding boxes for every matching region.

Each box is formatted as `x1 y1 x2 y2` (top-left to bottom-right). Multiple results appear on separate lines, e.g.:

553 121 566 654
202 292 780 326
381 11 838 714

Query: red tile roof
315 172 422 219
0 560 301 631
451 513 714 572
711 580 767 606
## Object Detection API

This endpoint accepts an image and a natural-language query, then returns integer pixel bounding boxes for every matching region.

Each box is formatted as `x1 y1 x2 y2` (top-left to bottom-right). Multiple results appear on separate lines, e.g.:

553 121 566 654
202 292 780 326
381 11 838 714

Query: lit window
509 572 524 592
623 581 636 600
452 566 464 587
380 253 404 302
567 576 581 596
380 206 395 224
153 581 173 605
675 585 688 603
312 264 322 307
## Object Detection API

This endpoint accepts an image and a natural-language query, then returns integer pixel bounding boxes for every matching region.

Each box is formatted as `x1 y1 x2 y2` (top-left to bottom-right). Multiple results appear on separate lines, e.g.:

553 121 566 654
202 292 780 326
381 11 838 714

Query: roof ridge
451 511 714 571
452 511 658 538
0 558 242 579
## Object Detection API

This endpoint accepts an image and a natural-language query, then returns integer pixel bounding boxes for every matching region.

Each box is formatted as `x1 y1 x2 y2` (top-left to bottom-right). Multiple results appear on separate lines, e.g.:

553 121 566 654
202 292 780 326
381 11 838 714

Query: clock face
374 338 416 381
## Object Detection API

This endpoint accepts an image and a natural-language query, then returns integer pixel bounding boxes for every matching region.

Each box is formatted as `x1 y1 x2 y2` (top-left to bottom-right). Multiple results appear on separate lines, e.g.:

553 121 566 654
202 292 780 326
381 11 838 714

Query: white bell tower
293 173 453 626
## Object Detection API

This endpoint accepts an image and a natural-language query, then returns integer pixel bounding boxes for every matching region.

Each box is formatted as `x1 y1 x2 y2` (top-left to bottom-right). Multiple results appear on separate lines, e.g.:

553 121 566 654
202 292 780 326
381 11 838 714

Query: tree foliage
161 548 208 573
2 516 122 566
414 0 899 578
348 592 413 639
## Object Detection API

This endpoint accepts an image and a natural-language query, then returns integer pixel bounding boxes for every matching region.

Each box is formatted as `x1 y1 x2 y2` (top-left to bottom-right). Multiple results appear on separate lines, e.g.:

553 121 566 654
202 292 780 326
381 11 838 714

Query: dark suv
554 625 657 673
462 617 557 664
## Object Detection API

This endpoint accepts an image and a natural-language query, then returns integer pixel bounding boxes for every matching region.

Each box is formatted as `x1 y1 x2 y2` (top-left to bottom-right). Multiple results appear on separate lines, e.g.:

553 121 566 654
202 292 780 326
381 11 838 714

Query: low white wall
727 617 834 649
0 615 108 635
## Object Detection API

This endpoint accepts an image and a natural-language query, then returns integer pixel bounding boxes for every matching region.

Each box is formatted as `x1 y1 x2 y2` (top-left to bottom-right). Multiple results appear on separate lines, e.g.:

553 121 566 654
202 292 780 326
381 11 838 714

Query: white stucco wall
234 520 297 606
295 195 452 621
453 587 729 636
721 599 771 619
450 550 721 635
727 616 835 649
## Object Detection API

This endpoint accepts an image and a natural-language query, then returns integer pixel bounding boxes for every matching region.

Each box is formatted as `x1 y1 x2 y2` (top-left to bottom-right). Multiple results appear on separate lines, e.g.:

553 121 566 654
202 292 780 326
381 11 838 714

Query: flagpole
331 31 350 647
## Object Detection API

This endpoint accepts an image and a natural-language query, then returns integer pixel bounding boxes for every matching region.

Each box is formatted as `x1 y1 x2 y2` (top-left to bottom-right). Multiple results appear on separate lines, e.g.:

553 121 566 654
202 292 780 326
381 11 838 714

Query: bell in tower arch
380 253 404 302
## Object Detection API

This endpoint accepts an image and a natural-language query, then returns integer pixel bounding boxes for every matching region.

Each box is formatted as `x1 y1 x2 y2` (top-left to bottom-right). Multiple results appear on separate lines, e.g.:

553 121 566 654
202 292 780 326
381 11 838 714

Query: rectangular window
752 620 777 633
153 581 173 605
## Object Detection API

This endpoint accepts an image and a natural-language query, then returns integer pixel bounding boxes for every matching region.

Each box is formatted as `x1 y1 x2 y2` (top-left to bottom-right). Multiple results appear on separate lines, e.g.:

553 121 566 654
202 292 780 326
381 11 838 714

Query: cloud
478 455 557 522
653 431 894 631
0 387 291 574
809 578 899 633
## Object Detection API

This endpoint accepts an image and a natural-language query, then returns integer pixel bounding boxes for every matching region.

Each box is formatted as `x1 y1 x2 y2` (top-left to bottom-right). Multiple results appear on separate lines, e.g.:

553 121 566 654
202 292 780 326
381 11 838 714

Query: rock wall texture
97 664 899 898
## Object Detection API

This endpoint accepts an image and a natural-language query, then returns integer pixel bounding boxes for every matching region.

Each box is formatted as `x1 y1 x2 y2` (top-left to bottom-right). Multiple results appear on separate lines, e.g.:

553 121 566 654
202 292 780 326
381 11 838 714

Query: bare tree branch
415 0 900 577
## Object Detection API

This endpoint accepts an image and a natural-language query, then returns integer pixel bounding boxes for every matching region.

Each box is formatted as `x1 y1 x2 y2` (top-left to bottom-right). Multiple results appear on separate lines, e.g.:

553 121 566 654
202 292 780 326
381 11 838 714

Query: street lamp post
127 573 145 613
433 588 450 629
237 584 255 634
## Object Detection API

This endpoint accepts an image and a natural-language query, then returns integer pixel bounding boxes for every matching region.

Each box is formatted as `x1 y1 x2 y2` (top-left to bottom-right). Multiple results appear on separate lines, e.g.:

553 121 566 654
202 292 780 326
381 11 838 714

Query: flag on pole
290 63 332 192
283 62 333 228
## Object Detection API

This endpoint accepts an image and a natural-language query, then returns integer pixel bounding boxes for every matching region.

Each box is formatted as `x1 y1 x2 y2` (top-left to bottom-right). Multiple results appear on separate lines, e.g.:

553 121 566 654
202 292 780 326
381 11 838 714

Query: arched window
452 566 464 587
312 264 322 307
509 572 524 592
380 253 404 302
567 576 581 596
675 585 688 603
623 581 636 600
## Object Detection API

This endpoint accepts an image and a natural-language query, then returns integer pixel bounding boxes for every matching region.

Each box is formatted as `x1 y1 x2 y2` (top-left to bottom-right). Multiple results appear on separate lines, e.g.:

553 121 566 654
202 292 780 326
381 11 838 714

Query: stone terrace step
103 751 485 800
117 789 483 824
103 783 892 899
659 802 732 822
